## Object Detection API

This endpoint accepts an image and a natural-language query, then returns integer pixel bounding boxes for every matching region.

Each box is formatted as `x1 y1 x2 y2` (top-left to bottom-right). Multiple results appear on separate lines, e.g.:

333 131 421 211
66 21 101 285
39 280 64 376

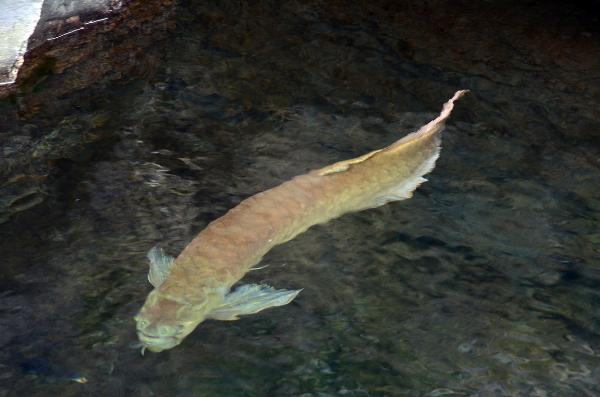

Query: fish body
135 90 467 352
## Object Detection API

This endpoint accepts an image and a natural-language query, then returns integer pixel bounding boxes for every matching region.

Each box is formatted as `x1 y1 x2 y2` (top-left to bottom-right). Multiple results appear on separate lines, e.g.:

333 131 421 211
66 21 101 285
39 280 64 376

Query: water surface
1 1 599 396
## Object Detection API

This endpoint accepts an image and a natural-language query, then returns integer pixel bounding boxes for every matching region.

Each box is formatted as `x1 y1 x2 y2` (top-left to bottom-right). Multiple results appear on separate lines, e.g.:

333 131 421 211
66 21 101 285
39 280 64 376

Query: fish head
134 288 211 353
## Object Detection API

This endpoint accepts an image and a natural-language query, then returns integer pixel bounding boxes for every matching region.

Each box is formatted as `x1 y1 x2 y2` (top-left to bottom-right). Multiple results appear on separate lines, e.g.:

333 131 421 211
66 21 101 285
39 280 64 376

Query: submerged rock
0 0 174 223
0 0 121 86
0 1 45 85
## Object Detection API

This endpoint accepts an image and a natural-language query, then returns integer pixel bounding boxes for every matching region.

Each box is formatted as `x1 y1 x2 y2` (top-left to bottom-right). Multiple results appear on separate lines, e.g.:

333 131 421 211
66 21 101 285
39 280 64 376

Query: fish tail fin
366 90 468 206
315 90 468 178
387 89 468 151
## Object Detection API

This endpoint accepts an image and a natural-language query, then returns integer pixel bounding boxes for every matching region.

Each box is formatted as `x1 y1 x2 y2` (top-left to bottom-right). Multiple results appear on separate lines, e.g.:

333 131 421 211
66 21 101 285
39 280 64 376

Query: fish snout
137 331 180 352
134 315 184 352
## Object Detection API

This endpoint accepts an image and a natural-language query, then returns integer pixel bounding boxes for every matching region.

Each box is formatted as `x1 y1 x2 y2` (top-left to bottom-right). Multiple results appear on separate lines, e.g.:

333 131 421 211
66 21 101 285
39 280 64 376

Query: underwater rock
0 0 174 223
0 0 126 84
0 0 173 100
0 0 121 86
0 1 45 85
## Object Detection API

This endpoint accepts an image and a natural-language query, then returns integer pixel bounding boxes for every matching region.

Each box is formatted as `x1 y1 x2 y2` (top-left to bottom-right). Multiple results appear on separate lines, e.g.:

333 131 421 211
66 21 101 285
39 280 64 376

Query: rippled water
1 1 599 396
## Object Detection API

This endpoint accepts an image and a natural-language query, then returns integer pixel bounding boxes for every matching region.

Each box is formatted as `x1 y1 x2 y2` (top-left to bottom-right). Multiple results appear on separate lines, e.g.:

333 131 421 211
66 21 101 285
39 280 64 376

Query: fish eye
158 325 173 336
137 319 150 329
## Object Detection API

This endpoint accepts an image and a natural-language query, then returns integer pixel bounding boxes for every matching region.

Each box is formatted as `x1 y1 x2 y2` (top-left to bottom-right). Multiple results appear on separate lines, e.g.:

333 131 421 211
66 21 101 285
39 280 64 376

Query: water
1 1 599 396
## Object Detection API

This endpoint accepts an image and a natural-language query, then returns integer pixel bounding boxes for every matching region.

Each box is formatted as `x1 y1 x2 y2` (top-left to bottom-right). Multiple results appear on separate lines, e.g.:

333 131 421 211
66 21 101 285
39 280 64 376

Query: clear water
1 1 599 396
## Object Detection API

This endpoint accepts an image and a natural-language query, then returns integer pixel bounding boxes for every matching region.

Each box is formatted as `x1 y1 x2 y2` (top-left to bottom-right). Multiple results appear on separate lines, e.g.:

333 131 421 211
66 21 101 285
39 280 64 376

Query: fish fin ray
207 284 301 321
370 150 439 208
147 246 175 288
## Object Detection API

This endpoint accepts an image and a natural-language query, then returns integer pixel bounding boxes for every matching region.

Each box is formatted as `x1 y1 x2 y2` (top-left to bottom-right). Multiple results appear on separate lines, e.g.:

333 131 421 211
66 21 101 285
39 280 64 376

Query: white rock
0 0 45 84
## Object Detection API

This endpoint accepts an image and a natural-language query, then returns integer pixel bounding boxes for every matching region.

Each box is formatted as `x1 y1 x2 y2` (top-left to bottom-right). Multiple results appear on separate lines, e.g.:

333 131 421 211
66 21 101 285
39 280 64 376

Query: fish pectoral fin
207 284 302 321
147 246 175 288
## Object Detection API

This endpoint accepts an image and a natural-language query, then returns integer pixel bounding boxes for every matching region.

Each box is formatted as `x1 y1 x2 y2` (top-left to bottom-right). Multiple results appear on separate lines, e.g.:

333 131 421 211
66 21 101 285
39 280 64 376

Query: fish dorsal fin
207 284 302 321
315 149 382 176
147 246 175 288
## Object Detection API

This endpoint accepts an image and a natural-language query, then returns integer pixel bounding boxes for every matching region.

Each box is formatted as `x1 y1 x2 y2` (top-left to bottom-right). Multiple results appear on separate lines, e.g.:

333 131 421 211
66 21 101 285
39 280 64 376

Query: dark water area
1 1 600 396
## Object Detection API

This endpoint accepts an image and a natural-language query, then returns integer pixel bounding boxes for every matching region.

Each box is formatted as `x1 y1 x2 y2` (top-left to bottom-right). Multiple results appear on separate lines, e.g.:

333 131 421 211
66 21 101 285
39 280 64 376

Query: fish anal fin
207 284 301 321
368 152 438 209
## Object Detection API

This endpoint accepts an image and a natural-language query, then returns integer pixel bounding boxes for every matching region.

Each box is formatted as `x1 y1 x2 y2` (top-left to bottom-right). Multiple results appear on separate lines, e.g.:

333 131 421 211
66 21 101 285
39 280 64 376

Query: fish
134 90 468 353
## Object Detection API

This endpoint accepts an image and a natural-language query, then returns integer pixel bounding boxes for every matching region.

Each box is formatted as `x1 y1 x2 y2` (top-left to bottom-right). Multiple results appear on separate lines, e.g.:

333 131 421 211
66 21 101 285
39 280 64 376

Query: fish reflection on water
135 90 468 353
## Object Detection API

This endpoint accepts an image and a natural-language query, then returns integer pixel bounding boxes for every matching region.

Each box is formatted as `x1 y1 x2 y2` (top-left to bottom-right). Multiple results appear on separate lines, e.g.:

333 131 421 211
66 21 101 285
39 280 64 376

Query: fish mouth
137 332 179 352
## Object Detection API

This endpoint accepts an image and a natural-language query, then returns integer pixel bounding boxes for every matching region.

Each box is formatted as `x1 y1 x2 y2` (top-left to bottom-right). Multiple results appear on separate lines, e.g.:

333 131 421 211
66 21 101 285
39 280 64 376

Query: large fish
135 90 468 353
